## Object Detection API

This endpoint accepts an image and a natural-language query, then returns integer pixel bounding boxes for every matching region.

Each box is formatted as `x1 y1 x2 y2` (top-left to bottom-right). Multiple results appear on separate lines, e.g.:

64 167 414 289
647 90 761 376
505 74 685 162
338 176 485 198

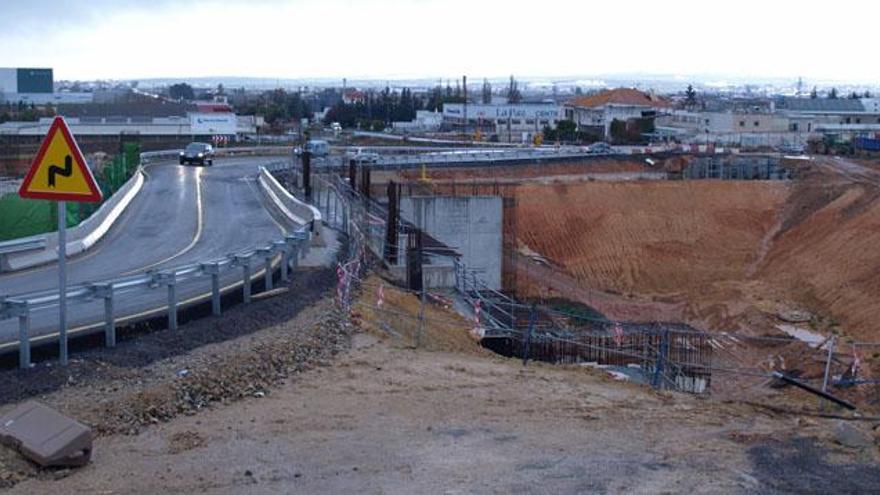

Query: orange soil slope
759 183 880 340
514 166 880 342
516 181 789 296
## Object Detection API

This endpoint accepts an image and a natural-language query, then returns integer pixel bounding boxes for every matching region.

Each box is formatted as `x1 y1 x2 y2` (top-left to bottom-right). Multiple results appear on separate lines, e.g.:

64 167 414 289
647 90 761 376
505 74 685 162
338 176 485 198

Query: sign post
19 116 103 366
58 201 67 364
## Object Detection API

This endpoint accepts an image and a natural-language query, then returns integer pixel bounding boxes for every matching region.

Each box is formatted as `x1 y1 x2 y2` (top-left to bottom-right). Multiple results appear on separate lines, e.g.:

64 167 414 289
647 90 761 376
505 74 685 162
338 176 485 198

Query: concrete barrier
1 168 145 272
257 167 324 247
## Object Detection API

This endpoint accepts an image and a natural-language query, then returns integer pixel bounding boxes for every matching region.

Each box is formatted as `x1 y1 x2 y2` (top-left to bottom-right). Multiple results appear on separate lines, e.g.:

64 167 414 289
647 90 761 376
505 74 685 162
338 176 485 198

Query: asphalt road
0 157 303 350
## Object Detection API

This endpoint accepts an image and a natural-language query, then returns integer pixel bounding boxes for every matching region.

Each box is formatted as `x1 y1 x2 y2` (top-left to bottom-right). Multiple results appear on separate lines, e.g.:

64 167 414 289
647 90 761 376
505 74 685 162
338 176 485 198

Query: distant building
193 101 233 113
564 88 671 139
656 110 793 147
392 110 443 132
776 97 880 137
0 67 92 104
342 89 365 105
442 102 562 142
0 113 261 137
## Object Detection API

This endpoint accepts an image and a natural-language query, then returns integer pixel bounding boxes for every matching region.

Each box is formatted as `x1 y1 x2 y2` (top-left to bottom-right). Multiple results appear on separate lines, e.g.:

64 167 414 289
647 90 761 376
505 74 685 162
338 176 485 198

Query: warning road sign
18 116 103 203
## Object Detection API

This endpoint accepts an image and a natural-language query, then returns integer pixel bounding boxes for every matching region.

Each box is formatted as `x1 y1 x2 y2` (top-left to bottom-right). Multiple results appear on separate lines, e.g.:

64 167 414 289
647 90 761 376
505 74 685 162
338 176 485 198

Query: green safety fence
0 143 141 241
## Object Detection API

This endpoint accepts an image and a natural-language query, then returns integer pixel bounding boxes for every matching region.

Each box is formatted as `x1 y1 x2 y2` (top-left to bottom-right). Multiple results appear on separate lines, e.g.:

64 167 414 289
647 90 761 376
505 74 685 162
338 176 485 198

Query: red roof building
564 88 671 139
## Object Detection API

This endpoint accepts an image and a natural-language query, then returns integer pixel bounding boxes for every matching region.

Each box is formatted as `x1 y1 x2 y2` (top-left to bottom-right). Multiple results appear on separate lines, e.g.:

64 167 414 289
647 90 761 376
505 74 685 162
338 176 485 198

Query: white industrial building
0 67 92 104
442 102 562 142
656 111 795 146
656 97 880 146
0 114 261 136
776 98 880 137
392 110 443 132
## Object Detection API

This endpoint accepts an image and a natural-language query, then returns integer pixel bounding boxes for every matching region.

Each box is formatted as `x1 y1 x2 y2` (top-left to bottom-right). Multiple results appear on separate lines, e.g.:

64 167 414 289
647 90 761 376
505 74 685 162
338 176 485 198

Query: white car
346 147 380 163
295 140 330 157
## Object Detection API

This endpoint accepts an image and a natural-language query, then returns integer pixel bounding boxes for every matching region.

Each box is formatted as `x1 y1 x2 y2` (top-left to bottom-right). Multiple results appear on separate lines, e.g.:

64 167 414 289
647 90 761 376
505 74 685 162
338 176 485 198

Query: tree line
325 87 433 131
234 89 312 131
0 101 55 124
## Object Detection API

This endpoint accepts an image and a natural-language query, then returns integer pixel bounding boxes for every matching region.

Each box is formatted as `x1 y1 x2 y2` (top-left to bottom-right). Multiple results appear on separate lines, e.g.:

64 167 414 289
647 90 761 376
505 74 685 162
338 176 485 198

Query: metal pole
773 371 856 410
211 272 221 316
821 337 835 411
18 308 30 370
652 329 669 389
167 282 178 331
291 243 301 269
58 201 68 365
104 290 115 347
280 246 290 282
242 262 252 303
417 272 426 349
264 255 273 291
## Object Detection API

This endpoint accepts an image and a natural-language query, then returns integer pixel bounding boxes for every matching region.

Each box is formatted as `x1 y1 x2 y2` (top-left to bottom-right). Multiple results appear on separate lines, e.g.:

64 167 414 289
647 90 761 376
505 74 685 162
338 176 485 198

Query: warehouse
0 67 92 104
442 102 562 142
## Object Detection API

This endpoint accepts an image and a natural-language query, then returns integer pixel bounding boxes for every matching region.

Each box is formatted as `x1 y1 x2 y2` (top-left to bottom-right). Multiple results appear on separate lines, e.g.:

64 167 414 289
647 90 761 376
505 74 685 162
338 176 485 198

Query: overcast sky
1 0 878 83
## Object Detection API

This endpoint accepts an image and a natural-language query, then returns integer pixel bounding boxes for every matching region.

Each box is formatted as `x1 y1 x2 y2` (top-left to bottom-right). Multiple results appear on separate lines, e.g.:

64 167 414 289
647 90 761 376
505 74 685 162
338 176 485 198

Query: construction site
3 148 880 492
351 151 880 406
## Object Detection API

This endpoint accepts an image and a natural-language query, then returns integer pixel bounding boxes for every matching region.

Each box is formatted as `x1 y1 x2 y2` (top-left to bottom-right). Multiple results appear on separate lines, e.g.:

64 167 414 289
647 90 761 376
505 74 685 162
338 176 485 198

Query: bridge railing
371 147 605 168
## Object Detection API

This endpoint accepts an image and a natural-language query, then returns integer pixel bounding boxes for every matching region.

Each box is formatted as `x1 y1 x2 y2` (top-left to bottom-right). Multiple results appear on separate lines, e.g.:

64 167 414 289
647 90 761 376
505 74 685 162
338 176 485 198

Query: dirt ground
5 285 880 494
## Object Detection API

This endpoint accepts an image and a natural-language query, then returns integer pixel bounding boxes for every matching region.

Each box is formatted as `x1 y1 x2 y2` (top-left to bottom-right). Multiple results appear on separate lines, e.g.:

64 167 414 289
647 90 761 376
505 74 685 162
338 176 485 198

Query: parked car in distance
586 142 613 154
308 140 331 156
345 147 380 163
179 142 214 166
778 143 806 154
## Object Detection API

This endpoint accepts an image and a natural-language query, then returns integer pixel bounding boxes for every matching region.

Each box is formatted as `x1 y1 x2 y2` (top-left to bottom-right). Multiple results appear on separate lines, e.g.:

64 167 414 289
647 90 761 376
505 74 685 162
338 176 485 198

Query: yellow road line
122 167 204 275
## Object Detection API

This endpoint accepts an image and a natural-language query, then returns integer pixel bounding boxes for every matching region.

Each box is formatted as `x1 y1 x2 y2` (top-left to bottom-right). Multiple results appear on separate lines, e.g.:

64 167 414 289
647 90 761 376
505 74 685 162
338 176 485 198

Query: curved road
0 157 304 349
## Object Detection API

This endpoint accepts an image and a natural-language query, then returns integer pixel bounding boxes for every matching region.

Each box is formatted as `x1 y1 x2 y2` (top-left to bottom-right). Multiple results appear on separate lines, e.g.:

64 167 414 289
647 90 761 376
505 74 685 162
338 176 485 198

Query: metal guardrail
0 223 311 369
0 238 47 256
370 148 612 169
0 177 22 198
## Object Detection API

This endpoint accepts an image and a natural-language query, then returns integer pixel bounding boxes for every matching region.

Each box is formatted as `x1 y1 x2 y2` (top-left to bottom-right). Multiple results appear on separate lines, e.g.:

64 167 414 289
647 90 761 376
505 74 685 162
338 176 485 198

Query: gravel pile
97 305 351 435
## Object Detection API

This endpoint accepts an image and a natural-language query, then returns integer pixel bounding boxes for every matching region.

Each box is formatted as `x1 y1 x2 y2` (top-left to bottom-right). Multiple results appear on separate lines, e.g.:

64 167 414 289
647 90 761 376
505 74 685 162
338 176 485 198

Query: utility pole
302 151 312 200
384 181 399 264
463 75 468 135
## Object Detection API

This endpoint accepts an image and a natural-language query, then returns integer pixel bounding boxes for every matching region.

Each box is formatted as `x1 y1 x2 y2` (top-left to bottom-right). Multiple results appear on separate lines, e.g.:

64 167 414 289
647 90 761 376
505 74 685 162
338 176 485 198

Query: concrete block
0 401 92 467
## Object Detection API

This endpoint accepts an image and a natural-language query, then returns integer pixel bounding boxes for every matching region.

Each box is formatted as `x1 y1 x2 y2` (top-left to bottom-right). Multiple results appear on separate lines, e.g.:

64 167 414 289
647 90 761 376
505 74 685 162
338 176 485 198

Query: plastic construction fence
0 143 140 241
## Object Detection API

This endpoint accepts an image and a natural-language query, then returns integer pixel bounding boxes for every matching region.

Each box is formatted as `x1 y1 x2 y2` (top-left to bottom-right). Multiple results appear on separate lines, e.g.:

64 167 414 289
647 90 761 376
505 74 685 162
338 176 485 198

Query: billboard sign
190 112 237 135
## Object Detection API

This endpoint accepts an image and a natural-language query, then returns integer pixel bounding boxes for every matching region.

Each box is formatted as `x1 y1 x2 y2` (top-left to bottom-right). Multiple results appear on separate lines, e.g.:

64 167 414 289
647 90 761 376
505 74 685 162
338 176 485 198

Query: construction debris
771 371 856 410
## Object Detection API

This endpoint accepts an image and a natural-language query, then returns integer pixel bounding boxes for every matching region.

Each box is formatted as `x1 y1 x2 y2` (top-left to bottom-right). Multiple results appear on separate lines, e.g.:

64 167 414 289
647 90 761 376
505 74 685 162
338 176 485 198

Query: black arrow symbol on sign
48 155 73 188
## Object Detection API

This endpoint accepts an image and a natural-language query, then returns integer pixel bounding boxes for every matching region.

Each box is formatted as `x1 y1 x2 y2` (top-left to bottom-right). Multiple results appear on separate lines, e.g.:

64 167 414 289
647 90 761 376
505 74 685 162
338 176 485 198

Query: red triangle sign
19 116 103 203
